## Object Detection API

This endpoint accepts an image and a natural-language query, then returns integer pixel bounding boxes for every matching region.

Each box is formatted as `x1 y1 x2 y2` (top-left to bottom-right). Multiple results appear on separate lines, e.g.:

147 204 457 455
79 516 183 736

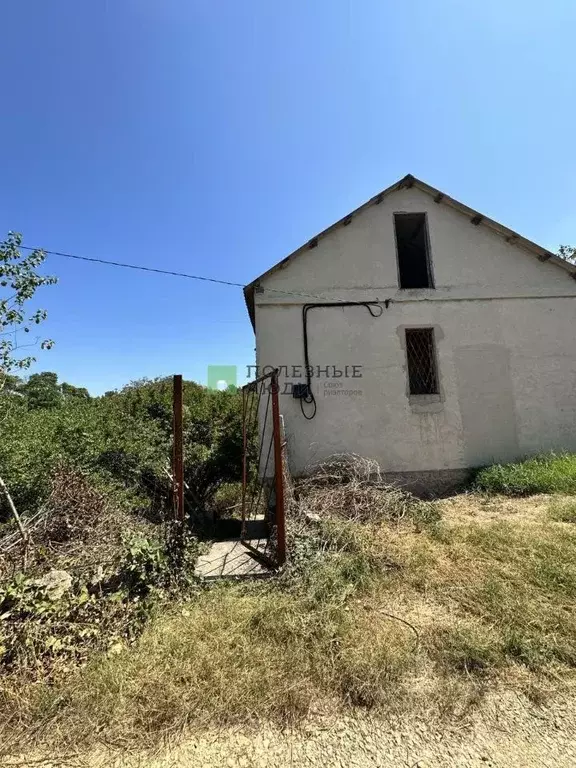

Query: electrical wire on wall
298 301 385 420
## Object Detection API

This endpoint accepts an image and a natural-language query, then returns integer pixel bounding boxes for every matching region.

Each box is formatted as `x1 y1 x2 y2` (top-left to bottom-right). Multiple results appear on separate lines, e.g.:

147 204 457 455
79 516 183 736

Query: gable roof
244 173 576 327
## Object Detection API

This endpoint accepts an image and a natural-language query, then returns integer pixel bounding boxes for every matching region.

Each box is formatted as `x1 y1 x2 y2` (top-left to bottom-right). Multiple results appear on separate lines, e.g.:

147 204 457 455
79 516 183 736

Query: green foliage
61 382 90 400
0 375 245 520
211 482 243 517
0 232 57 380
0 572 141 671
559 244 576 264
475 453 576 496
1 371 91 413
24 371 63 410
0 391 167 516
1 374 24 393
183 388 245 505
117 534 169 597
116 528 200 598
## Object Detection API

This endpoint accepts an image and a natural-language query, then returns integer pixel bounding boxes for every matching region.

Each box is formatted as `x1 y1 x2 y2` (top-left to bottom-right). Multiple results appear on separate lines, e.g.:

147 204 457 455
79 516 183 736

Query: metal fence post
172 374 185 523
241 386 248 539
271 369 286 566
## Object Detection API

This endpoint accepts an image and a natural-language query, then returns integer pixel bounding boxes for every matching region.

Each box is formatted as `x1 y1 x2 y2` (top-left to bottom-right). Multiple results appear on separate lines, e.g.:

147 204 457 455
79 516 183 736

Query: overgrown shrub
0 573 146 673
0 529 200 675
0 375 233 689
0 465 149 581
210 482 243 518
0 376 245 521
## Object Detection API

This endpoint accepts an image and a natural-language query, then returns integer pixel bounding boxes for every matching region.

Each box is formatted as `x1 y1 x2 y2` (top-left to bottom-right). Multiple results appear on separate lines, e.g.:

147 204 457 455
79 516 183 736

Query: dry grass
548 498 576 524
2 460 576 756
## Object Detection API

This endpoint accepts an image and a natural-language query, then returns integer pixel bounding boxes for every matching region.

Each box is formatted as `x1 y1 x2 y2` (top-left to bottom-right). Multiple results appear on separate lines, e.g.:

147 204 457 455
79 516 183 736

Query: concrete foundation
379 468 473 498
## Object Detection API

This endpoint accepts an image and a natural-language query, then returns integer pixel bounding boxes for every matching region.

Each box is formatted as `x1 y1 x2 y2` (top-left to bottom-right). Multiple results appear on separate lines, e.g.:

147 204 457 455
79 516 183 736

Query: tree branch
0 474 28 543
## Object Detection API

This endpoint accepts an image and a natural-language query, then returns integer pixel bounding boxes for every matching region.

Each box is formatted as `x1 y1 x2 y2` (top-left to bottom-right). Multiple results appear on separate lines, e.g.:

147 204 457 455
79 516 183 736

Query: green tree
2 374 25 393
0 232 57 390
559 245 576 264
24 371 62 410
61 382 91 400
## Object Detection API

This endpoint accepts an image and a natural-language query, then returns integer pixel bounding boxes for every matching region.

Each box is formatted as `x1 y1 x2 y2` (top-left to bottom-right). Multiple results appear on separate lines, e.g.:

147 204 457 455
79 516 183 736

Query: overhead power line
19 243 382 305
20 245 245 288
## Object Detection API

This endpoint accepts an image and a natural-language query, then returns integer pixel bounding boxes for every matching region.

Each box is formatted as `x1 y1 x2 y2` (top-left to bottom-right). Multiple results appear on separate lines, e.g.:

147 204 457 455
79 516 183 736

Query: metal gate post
271 369 286 565
241 385 248 539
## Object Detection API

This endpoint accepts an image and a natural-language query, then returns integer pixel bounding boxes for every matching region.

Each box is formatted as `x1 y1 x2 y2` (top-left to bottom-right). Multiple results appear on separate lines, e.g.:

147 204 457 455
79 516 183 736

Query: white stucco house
244 174 576 493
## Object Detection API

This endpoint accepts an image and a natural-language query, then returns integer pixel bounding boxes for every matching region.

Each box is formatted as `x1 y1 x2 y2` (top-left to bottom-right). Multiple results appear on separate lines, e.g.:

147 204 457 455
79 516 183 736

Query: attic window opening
405 328 439 395
394 213 434 289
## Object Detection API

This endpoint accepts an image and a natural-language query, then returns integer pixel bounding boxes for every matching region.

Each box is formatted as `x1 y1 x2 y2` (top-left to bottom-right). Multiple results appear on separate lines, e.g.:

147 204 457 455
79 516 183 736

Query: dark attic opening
394 212 434 289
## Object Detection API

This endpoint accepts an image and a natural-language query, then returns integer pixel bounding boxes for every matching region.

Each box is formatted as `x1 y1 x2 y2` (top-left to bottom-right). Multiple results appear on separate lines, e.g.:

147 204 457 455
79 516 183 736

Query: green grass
475 453 576 496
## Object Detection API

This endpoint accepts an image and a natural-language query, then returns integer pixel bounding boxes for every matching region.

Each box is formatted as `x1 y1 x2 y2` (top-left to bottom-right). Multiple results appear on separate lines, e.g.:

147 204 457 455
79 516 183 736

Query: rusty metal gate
241 369 286 568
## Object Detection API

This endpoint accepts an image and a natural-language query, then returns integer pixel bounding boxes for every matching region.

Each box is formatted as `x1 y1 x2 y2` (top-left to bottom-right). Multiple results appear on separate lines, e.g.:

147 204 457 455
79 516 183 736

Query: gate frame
241 368 286 568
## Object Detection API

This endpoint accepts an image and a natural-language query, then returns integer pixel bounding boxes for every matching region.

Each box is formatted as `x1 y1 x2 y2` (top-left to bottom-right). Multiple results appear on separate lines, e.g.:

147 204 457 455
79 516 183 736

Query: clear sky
1 0 575 394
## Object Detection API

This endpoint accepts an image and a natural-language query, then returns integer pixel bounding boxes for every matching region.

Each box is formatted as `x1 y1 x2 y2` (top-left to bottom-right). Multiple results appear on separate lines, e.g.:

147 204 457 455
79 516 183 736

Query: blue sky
1 0 575 394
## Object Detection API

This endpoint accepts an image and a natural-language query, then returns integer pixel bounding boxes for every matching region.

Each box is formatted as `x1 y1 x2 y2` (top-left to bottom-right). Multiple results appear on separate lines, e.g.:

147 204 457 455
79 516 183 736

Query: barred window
405 328 439 395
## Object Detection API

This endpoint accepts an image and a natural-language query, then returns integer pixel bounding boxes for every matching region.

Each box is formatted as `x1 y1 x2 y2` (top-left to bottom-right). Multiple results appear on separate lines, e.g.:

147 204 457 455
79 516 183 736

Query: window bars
405 328 439 395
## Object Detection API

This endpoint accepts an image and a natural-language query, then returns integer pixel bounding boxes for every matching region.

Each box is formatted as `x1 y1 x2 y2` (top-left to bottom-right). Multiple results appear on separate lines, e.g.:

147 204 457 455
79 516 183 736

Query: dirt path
20 690 574 768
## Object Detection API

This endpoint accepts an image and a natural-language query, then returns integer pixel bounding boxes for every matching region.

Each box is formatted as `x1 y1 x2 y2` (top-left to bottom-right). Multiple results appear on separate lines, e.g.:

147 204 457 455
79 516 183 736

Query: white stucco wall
253 187 576 477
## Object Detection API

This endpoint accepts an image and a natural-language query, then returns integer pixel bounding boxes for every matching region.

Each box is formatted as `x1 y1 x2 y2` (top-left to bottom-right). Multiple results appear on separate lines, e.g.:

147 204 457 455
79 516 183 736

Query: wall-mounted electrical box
292 383 311 399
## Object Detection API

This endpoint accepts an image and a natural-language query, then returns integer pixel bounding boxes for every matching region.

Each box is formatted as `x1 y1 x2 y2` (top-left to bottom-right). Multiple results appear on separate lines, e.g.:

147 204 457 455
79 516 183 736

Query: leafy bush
0 394 166 516
210 482 243 518
474 453 576 496
116 535 171 598
0 376 245 521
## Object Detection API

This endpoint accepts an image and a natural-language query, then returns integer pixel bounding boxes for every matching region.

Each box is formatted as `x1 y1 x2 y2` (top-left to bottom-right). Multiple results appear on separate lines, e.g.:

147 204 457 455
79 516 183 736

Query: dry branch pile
296 454 429 525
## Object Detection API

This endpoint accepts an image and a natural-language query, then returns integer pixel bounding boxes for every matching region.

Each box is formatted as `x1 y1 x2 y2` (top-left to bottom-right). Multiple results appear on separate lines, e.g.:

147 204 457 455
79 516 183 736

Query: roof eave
244 284 256 330
244 173 576 326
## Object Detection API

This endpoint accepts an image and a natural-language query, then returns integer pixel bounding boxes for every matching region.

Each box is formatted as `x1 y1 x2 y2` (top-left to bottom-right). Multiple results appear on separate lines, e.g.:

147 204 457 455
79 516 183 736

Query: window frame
393 211 435 290
404 326 440 397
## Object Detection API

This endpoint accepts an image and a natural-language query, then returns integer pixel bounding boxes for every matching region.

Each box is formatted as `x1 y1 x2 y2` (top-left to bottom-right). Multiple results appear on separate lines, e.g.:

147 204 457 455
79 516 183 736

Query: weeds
337 610 414 706
0 572 148 674
0 527 199 678
475 453 576 495
427 622 503 675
